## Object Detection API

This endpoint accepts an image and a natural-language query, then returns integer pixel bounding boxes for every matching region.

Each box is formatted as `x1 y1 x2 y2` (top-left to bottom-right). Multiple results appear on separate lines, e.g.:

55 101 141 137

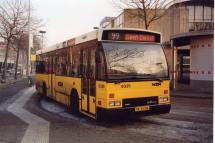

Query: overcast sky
32 0 119 47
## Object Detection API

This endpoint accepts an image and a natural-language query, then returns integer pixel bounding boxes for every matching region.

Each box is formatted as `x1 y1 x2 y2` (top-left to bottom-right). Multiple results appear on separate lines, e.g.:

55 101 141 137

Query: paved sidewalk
171 90 213 99
0 76 27 89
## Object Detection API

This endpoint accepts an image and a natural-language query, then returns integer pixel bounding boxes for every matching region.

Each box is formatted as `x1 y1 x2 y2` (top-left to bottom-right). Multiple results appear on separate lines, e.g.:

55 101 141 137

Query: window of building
195 6 203 22
188 6 195 22
187 5 213 31
204 6 212 21
113 13 124 28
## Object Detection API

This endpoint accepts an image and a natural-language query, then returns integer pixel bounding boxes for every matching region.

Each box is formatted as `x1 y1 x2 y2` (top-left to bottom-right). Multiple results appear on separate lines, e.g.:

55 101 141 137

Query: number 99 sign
111 32 120 40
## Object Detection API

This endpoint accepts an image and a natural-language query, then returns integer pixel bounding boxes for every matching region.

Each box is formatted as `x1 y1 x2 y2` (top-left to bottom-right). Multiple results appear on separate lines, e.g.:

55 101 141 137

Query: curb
171 93 213 99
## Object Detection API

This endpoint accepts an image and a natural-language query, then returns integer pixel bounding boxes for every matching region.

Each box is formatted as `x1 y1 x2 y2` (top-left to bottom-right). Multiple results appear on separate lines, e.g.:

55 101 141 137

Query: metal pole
170 40 174 90
39 31 46 49
41 33 43 48
27 0 31 76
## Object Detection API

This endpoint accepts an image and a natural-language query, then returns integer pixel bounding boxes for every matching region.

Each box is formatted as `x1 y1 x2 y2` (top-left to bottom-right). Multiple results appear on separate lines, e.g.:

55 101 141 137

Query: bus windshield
102 42 168 80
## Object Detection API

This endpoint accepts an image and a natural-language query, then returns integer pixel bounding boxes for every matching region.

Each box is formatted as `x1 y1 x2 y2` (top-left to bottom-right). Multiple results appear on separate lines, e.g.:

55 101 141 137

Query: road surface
0 80 213 143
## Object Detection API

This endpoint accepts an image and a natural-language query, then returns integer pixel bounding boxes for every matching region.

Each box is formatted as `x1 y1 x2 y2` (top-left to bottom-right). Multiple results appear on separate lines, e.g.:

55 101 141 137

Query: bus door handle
92 98 95 103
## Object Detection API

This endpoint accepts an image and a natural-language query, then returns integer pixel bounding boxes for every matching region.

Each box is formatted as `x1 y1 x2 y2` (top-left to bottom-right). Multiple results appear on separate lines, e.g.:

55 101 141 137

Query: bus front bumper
97 104 171 119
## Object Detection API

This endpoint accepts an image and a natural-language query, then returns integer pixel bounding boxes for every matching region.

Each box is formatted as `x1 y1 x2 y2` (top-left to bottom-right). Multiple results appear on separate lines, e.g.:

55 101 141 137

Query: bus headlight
115 101 121 106
109 101 115 106
159 97 169 102
109 101 121 107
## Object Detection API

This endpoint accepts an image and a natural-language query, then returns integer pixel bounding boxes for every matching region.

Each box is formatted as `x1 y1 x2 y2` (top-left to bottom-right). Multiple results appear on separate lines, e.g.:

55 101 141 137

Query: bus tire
70 91 79 115
42 83 47 98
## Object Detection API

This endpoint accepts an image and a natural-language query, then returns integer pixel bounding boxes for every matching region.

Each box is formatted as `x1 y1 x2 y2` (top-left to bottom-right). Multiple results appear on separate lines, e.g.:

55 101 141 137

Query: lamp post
39 30 46 49
27 0 31 77
27 0 34 86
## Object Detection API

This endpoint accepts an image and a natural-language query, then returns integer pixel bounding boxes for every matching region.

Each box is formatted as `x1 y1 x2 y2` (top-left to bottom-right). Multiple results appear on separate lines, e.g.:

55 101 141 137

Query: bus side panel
35 74 49 95
55 76 70 106
96 81 108 109
54 76 81 107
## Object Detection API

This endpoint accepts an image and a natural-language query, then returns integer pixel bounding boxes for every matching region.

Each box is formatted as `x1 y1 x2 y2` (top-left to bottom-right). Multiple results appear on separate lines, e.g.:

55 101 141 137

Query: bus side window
52 55 55 74
82 50 87 76
36 61 45 73
62 54 67 76
68 47 73 76
55 55 61 75
90 48 96 78
96 49 106 80
71 47 80 77
90 48 96 96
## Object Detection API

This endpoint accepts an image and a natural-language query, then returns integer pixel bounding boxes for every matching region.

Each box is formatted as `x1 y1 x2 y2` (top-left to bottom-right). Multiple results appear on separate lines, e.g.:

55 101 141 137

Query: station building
100 0 214 93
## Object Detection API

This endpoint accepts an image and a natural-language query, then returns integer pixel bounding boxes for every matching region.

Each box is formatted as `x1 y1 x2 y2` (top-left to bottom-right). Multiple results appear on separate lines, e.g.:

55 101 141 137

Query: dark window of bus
71 47 80 77
81 49 88 94
82 50 88 76
96 49 106 80
56 52 66 76
51 56 54 74
48 56 52 74
55 49 71 76
67 47 73 76
55 55 60 75
44 56 49 74
62 54 67 76
63 48 71 76
36 55 45 73
90 48 96 96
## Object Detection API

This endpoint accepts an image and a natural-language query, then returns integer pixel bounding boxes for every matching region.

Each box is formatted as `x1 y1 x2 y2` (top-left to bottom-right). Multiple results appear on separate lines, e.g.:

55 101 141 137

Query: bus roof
36 28 161 55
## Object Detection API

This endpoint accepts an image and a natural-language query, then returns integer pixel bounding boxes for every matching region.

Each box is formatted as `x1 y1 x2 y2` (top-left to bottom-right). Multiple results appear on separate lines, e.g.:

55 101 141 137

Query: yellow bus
35 28 170 119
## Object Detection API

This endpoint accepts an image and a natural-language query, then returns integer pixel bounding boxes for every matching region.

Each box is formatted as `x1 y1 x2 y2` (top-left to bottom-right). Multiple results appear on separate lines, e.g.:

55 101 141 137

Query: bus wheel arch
70 89 79 114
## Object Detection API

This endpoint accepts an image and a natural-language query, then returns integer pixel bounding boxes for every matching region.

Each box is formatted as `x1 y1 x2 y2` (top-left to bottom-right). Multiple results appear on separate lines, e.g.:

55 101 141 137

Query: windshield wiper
109 74 164 83
137 74 164 82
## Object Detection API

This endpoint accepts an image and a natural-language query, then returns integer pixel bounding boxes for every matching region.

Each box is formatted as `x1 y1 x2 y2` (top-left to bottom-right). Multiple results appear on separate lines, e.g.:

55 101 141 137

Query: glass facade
187 5 213 31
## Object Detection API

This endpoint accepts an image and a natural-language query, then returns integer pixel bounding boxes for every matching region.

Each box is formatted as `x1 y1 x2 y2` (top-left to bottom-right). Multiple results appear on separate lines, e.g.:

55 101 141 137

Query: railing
188 22 214 32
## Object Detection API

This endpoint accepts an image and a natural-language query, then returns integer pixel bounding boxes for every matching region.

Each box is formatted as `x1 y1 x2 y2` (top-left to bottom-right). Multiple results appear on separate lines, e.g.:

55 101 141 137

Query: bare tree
0 0 43 81
12 32 42 79
11 33 27 79
0 0 28 81
113 0 170 29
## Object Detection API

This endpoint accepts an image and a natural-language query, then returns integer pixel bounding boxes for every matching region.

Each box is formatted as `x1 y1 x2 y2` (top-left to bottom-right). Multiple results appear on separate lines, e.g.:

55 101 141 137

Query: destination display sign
124 34 155 42
102 30 160 43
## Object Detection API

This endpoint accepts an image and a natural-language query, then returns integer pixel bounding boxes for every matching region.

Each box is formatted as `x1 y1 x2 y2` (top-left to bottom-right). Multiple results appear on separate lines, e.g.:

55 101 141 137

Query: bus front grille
123 96 158 108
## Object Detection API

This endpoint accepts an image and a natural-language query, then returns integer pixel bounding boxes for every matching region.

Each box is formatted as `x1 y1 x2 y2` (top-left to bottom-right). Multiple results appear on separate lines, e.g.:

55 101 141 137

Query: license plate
135 106 150 112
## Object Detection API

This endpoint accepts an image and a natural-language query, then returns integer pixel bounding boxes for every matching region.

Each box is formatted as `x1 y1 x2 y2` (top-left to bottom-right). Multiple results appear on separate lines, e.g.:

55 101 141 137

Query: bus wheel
70 91 79 115
41 83 47 98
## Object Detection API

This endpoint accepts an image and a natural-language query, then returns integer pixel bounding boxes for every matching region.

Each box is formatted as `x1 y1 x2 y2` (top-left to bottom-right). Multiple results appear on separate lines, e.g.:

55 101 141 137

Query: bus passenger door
81 49 88 112
51 56 56 99
48 56 54 98
89 48 96 115
81 48 96 115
